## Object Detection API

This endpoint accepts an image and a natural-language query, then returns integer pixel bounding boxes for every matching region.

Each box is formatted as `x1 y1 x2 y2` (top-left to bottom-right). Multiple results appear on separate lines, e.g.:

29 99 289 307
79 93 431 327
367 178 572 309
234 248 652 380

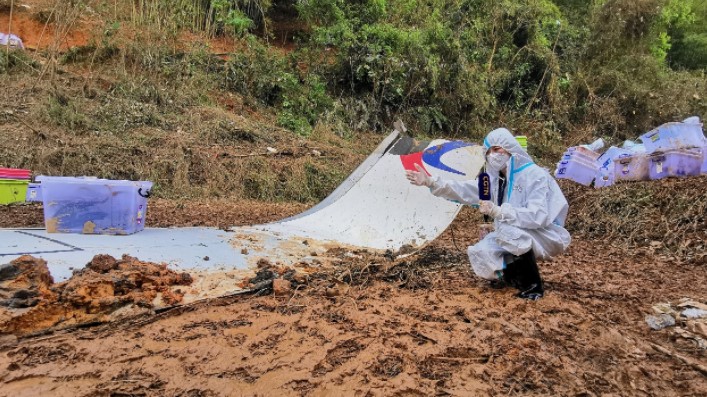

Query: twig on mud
110 379 146 383
6 112 42 135
650 343 707 376
405 330 437 345
506 380 518 396
286 285 303 306
221 152 274 158
13 283 273 343
115 349 167 364
346 296 359 311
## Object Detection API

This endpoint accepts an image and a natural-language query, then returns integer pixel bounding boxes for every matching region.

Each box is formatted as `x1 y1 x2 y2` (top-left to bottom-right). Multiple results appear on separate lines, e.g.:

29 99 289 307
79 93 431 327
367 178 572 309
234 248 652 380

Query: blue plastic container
36 176 153 235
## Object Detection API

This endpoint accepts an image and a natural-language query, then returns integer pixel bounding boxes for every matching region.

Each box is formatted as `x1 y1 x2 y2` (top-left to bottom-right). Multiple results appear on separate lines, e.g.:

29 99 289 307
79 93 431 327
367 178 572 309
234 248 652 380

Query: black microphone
478 172 491 223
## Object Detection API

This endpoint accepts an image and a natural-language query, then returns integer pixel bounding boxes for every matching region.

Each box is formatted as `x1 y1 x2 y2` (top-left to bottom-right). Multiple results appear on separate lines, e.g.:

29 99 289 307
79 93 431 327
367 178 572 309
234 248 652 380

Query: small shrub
61 44 119 64
44 95 91 132
0 50 38 74
241 157 278 200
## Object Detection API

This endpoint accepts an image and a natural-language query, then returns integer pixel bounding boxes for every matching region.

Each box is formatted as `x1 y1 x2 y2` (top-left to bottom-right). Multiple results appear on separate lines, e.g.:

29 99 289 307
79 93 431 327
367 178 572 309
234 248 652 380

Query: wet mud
1 184 706 396
1 254 193 337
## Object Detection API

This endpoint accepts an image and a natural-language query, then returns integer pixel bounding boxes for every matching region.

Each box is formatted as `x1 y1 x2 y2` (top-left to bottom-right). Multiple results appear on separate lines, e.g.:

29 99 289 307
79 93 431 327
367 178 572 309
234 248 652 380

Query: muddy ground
1 197 706 397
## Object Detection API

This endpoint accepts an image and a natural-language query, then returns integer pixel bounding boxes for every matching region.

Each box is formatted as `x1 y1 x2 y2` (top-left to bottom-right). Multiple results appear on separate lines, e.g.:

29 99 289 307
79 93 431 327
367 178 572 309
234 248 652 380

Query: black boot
500 251 545 300
514 250 544 300
501 253 522 289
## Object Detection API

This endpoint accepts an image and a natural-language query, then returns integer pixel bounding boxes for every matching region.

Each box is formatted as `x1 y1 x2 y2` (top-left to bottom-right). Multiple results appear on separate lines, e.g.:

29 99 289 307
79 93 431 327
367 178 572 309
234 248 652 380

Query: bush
296 0 567 134
0 50 38 74
225 39 333 135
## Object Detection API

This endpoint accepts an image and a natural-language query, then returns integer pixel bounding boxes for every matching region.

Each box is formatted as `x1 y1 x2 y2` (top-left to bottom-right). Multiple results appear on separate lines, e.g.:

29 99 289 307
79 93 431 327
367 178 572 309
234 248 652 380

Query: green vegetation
17 0 705 139
1 0 705 200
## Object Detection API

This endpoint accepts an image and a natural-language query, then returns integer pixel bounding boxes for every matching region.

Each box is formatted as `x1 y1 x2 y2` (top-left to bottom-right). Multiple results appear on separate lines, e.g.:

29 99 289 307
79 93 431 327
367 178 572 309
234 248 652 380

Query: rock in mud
0 256 54 309
273 278 292 296
646 313 676 330
0 334 18 348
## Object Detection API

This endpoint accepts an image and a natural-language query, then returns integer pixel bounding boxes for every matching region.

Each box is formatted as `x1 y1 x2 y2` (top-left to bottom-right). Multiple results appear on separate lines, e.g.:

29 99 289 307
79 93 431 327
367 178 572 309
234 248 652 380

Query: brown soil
0 2 93 51
1 254 194 336
1 192 706 396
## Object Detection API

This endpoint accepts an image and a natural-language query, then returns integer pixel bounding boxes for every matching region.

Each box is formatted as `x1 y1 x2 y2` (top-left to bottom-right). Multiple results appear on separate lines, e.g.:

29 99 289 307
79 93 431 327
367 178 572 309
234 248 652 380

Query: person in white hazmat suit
406 128 571 300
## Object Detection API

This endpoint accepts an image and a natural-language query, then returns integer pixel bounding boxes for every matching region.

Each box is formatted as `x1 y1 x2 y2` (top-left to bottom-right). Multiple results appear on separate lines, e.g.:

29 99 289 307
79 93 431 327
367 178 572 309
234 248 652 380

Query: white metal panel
243 140 484 250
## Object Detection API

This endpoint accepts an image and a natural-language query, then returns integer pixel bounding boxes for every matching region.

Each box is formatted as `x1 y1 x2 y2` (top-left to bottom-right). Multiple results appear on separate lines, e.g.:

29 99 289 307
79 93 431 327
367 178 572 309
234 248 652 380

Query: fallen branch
6 111 43 136
220 152 272 158
650 343 707 376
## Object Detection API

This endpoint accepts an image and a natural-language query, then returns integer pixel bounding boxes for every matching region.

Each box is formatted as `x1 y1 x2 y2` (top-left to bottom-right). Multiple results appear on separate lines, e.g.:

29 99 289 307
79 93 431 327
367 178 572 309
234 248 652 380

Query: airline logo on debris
423 140 476 176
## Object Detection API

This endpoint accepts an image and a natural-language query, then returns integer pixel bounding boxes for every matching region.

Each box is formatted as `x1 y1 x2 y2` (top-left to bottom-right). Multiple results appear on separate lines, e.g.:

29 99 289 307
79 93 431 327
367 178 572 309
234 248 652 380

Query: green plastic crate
515 135 528 151
0 179 29 205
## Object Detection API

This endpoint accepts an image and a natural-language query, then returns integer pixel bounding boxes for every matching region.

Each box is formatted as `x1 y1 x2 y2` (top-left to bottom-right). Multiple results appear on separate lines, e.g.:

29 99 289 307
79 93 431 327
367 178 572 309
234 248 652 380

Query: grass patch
563 176 707 262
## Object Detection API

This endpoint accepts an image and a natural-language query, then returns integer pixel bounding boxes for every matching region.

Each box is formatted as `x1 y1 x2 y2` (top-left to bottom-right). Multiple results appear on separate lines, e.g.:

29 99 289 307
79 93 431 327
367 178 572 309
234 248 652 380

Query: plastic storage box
554 156 598 186
640 122 705 153
566 146 601 162
594 171 615 188
0 179 30 204
648 150 702 180
25 183 42 202
36 176 153 235
613 153 650 181
0 168 31 180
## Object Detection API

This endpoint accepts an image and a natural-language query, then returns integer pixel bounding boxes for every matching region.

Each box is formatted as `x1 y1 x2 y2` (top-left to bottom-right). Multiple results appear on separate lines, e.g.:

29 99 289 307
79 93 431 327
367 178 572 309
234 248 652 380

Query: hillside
1 1 706 396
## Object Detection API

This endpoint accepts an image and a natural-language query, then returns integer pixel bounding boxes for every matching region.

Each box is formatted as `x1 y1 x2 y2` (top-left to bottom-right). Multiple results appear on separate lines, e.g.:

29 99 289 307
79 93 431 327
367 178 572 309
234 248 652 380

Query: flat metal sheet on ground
0 228 242 281
1 129 485 300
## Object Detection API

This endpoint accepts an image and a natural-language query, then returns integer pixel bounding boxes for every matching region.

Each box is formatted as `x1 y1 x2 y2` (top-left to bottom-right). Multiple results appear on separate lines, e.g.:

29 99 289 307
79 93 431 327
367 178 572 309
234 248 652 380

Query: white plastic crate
648 150 702 180
613 153 650 181
640 121 706 153
554 157 598 186
566 146 601 162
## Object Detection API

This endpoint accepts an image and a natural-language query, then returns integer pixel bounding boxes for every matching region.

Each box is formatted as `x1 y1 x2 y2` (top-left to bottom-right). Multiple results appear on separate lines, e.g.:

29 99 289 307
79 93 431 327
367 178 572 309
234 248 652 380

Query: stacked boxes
557 117 706 188
554 146 600 186
641 119 706 180
0 168 31 205
640 122 705 154
36 176 153 235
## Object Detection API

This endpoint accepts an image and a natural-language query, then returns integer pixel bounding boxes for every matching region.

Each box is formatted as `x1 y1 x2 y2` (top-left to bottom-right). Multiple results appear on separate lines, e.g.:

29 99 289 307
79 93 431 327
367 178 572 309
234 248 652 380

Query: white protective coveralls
428 128 571 280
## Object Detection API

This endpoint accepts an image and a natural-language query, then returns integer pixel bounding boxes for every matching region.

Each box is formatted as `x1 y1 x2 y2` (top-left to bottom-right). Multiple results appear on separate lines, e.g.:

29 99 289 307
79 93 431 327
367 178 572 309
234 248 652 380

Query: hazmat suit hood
483 128 533 171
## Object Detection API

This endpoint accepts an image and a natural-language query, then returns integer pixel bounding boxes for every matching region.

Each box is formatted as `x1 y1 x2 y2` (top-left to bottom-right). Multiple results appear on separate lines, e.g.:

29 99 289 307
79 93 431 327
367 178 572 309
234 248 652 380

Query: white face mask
486 152 510 172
